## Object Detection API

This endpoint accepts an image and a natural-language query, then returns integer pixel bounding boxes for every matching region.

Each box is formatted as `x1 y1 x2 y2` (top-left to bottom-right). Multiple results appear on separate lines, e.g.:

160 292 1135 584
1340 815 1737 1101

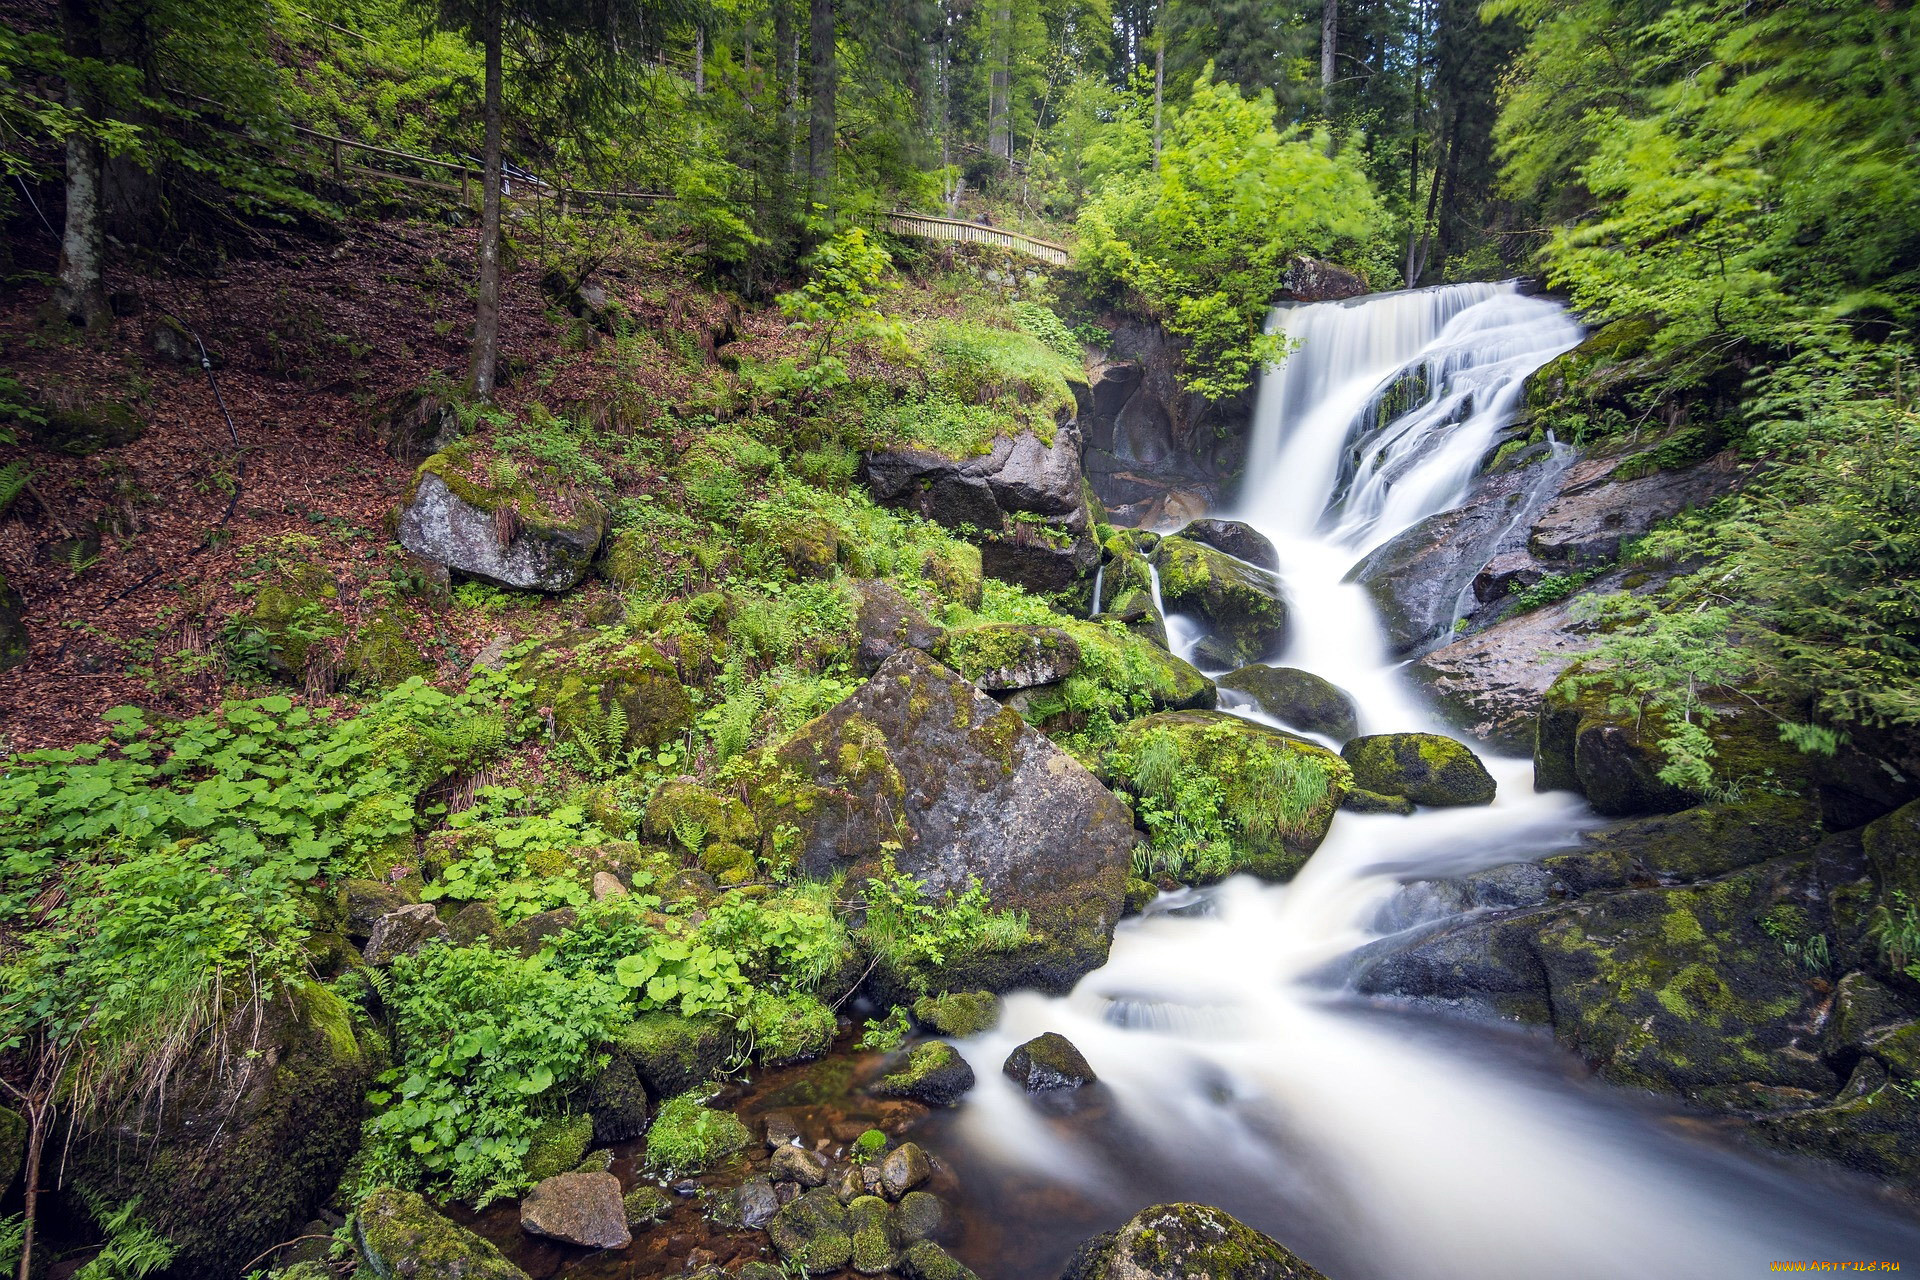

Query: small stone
1002 1033 1096 1092
519 1171 631 1249
878 1143 932 1199
592 870 627 900
764 1112 802 1148
900 1239 980 1280
623 1184 672 1227
848 1195 899 1274
770 1144 830 1188
775 1179 802 1204
891 1190 945 1243
872 1041 977 1108
830 1165 865 1203
672 1180 700 1196
711 1178 780 1230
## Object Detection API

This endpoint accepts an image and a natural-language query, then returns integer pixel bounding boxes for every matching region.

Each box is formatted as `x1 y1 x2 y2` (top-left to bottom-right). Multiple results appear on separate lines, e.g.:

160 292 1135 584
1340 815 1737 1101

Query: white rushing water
938 284 1920 1277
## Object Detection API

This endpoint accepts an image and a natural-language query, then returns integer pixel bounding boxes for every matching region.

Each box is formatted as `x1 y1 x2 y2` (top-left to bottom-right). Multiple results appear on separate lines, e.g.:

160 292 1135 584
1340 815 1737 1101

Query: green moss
644 1090 752 1177
618 1013 738 1097
340 606 432 690
355 1186 528 1280
900 1240 981 1280
742 991 837 1066
911 990 1003 1036
1148 537 1285 668
232 560 342 676
768 1188 855 1274
522 1111 593 1182
940 623 1081 687
623 1184 673 1226
848 1194 899 1274
644 778 760 852
518 631 694 753
1341 733 1496 807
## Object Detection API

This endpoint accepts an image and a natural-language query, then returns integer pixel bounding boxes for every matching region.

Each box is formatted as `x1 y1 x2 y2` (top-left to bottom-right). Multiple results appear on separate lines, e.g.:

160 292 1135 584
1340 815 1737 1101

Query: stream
918 283 1920 1278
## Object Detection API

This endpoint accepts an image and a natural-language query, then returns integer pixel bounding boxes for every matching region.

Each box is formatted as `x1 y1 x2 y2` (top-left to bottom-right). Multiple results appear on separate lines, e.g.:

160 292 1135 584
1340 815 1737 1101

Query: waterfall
930 284 1920 1280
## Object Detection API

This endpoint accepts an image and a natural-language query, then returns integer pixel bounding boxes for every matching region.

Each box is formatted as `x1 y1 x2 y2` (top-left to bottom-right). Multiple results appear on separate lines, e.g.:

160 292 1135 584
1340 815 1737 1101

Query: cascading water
928 284 1920 1277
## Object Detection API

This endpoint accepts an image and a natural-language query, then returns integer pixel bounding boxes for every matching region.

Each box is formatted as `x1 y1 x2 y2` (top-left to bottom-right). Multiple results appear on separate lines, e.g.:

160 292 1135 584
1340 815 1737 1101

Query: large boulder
1346 498 1524 658
1341 733 1495 807
1217 666 1358 741
1406 590 1598 752
772 648 1136 992
865 426 1100 603
69 983 371 1279
1061 1203 1327 1280
940 623 1081 691
1531 672 1694 816
520 1171 632 1249
1149 537 1287 668
1527 450 1748 566
1169 519 1279 571
357 1187 529 1280
398 461 605 592
517 630 694 752
851 579 944 675
1106 712 1350 880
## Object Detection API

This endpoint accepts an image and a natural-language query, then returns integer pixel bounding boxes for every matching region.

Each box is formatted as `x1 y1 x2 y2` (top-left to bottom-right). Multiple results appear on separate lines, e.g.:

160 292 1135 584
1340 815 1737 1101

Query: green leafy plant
858 1005 912 1052
778 228 899 367
857 857 1032 992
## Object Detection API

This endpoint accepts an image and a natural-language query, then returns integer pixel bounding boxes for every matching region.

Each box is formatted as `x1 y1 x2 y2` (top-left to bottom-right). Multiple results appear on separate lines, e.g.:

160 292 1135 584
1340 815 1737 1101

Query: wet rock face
1003 1033 1096 1091
1217 665 1358 741
1345 491 1529 658
776 648 1135 992
398 471 605 591
1341 733 1496 807
1060 1202 1328 1280
358 1187 530 1280
1527 450 1747 566
1150 536 1288 668
519 1171 632 1249
1406 587 1599 753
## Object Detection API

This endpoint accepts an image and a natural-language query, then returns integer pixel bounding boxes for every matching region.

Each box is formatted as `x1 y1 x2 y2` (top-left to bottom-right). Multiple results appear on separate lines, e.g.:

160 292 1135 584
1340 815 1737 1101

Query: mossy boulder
1107 711 1352 880
847 1194 900 1274
1863 799 1920 905
768 1187 855 1273
623 1183 673 1227
1217 665 1358 740
1150 536 1288 668
522 1111 594 1182
1061 1203 1327 1280
643 776 759 852
1532 674 1693 816
1003 1032 1096 1092
852 578 945 674
399 452 606 591
742 991 837 1066
1102 585 1168 649
872 1041 978 1107
1341 788 1415 816
519 631 693 752
340 605 433 689
1075 622 1215 713
355 1186 529 1280
644 1089 752 1177
1341 733 1496 807
1543 795 1822 894
585 1053 650 1144
941 623 1082 691
230 560 341 678
772 648 1137 994
68 981 370 1279
1749 1060 1920 1187
27 396 146 455
912 990 1003 1036
901 1239 981 1280
619 1013 737 1097
1170 519 1280 571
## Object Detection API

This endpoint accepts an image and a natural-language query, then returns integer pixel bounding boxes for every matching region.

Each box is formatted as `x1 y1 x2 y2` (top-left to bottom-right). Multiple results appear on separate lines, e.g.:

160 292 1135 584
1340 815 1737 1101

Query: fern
0 460 28 518
74 1201 176 1280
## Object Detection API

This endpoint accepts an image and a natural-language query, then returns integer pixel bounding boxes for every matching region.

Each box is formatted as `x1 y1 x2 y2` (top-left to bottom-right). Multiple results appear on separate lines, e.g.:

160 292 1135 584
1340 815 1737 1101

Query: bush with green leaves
857 859 1031 993
779 228 899 366
362 941 628 1205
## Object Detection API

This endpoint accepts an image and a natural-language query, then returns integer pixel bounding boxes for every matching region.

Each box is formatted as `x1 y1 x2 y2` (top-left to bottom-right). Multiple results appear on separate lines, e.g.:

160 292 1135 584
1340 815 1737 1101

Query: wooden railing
287 126 1072 264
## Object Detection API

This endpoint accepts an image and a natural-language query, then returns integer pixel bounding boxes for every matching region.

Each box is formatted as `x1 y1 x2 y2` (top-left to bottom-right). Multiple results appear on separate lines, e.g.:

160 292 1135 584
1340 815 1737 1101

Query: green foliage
1009 301 1083 360
849 1128 889 1165
363 942 628 1204
420 801 602 922
780 229 900 366
857 858 1032 993
72 1200 176 1280
858 1006 912 1052
1078 67 1387 397
1868 890 1920 982
1505 566 1604 613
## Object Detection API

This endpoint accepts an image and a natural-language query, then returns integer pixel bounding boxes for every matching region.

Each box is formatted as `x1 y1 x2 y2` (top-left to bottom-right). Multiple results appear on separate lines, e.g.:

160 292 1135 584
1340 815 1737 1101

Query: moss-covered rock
852 578 946 674
1863 799 1920 905
623 1183 673 1227
940 623 1082 691
27 396 147 455
522 1111 594 1182
891 1190 945 1244
585 1052 650 1144
911 990 1003 1037
1149 536 1287 668
1102 585 1169 649
847 1194 900 1274
1543 795 1822 894
768 1187 855 1273
69 980 370 1279
872 1040 978 1107
1341 733 1495 807
1340 788 1415 816
742 991 837 1066
1061 1202 1326 1280
1107 711 1352 879
340 605 433 689
644 776 760 853
1217 665 1358 740
519 631 694 752
399 451 606 591
619 1013 737 1097
355 1186 530 1280
900 1239 981 1280
1532 672 1693 816
644 1090 752 1177
229 559 341 678
1003 1031 1095 1091
1749 1060 1920 1187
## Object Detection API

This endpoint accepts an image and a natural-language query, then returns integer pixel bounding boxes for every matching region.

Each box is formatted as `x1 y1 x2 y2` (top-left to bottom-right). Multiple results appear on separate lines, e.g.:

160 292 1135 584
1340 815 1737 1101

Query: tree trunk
469 0 503 399
1150 0 1165 171
55 0 109 330
694 24 706 94
807 0 836 203
986 0 1011 160
1321 0 1338 112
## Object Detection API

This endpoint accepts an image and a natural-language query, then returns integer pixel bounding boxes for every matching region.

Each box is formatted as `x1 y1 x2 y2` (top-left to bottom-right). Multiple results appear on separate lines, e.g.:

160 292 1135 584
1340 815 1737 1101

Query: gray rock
1346 490 1529 658
397 471 605 592
1528 450 1748 566
1171 518 1279 570
363 903 449 966
1217 665 1357 739
776 649 1135 993
520 1170 631 1249
1002 1033 1096 1092
711 1177 781 1230
770 1144 831 1188
879 1143 933 1199
852 579 944 675
1406 590 1599 752
1061 1203 1326 1280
